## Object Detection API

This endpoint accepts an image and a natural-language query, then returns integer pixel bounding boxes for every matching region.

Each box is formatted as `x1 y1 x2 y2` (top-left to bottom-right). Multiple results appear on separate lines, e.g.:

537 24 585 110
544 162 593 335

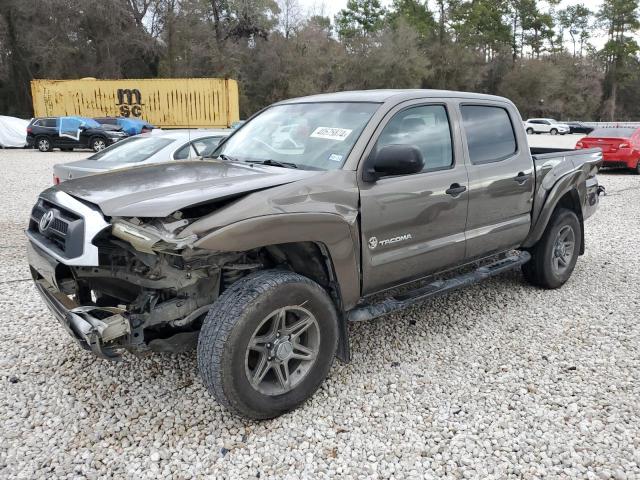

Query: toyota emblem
38 210 55 233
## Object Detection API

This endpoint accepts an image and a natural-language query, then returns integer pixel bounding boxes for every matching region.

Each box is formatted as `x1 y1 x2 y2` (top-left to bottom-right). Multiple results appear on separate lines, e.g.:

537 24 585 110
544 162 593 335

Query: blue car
94 117 155 135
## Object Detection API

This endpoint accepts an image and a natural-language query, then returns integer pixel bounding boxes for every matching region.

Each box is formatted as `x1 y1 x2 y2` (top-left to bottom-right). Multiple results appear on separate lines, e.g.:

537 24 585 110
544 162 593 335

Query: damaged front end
26 190 261 359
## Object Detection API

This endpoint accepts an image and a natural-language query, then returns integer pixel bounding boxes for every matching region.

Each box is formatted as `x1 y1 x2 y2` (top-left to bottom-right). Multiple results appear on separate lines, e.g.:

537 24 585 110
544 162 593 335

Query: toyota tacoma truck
26 90 603 419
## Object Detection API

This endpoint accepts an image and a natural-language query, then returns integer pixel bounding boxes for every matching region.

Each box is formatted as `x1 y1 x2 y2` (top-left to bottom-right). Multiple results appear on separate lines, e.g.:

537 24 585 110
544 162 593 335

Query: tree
387 0 436 40
558 4 592 57
335 0 386 39
597 0 640 120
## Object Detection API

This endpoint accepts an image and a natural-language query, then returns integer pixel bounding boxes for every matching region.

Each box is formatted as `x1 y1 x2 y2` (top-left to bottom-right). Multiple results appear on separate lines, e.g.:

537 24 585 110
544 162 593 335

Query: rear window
89 136 174 163
588 128 637 138
461 105 517 164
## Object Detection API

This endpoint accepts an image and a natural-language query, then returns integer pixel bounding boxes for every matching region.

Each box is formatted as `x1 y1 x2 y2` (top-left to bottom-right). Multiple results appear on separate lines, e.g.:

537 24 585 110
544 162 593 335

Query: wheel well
262 241 351 362
263 242 339 304
555 189 585 255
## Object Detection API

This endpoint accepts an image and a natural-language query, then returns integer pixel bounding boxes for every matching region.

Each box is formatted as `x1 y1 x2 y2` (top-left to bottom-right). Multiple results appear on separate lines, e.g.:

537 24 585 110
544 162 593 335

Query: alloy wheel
551 225 575 276
245 306 320 396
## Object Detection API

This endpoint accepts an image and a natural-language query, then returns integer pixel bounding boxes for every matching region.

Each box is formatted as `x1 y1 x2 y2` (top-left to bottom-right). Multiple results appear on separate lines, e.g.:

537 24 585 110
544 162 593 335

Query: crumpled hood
52 160 315 217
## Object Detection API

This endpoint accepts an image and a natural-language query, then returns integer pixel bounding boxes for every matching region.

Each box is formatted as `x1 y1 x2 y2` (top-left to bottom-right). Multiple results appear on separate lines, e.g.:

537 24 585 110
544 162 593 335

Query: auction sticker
310 127 353 141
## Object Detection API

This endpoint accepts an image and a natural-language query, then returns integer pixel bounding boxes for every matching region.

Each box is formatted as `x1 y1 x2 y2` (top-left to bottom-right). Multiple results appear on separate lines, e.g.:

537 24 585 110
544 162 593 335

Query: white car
524 118 570 135
53 129 230 183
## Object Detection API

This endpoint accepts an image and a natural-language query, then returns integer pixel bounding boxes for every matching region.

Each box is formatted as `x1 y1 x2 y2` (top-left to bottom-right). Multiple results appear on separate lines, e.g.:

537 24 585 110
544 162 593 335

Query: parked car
94 117 155 136
53 129 230 183
0 115 29 148
576 127 640 174
27 116 128 152
524 118 570 135
26 90 603 419
564 121 594 135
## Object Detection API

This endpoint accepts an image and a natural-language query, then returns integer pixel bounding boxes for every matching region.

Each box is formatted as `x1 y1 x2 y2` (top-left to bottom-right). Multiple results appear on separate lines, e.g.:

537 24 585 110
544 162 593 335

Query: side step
347 251 531 323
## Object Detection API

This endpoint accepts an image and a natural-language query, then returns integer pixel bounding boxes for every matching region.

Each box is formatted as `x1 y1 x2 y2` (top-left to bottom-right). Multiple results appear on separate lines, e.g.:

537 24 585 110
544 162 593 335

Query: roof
276 89 510 105
141 129 231 140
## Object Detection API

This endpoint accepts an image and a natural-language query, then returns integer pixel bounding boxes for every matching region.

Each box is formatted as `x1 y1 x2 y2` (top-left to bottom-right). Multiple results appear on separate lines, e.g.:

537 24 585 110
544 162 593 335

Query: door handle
445 183 467 197
514 172 532 184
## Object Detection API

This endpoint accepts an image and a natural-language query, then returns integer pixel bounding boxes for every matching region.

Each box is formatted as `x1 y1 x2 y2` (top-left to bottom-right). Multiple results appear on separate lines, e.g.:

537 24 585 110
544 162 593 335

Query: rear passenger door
459 103 534 260
359 102 469 295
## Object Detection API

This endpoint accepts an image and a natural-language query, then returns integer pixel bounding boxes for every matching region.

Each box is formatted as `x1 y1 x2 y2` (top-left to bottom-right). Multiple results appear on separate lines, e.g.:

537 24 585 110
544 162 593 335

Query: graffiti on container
116 88 143 117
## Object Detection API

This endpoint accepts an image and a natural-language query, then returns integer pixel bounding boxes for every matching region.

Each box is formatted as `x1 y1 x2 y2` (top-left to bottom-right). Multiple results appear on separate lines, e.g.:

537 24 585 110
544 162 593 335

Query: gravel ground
1 144 639 479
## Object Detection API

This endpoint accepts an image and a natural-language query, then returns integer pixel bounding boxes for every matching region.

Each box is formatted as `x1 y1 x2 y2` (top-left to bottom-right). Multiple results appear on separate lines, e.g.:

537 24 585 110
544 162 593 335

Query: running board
347 251 531 323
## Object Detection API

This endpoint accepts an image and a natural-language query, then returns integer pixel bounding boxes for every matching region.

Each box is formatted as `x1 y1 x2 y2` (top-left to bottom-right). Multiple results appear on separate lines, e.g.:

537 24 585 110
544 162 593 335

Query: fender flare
523 170 585 249
193 212 362 310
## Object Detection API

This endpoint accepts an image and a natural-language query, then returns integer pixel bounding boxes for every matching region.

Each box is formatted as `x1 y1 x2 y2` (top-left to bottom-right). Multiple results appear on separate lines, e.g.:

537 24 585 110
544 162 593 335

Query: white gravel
1 145 639 479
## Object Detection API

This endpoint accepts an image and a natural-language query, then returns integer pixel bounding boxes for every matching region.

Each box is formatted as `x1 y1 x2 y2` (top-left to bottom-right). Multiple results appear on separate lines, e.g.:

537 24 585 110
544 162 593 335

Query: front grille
29 198 84 258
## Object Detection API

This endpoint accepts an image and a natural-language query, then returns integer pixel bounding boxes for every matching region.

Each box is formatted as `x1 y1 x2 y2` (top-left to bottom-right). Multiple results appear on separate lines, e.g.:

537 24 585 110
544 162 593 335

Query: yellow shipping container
31 78 239 128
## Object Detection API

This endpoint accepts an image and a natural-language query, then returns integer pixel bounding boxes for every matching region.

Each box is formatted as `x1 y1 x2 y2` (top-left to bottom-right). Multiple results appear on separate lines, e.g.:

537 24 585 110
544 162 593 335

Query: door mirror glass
364 144 424 181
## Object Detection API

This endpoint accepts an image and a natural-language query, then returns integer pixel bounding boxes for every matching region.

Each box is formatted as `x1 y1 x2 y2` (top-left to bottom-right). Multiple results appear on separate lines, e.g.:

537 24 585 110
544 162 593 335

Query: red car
576 127 640 174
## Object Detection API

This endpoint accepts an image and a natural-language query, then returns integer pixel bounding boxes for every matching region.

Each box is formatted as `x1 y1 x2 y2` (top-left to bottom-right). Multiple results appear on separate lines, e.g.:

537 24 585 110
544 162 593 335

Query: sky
297 0 610 48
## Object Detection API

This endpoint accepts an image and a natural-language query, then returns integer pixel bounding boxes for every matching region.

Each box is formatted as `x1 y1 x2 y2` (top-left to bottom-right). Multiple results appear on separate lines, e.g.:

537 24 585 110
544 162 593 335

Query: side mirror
363 144 424 182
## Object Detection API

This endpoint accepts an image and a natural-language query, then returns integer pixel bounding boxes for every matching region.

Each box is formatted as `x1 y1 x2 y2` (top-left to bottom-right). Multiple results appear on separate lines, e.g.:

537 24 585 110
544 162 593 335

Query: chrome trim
26 190 109 266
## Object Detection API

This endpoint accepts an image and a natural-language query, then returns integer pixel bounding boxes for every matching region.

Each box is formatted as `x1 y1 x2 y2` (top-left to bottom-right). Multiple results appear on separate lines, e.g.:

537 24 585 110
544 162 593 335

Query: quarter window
461 105 517 164
376 105 453 172
174 143 193 160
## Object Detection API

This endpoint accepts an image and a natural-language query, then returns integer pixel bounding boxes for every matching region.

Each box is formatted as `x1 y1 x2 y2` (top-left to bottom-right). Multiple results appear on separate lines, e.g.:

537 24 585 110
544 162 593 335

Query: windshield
588 128 637 138
214 102 380 170
89 136 174 163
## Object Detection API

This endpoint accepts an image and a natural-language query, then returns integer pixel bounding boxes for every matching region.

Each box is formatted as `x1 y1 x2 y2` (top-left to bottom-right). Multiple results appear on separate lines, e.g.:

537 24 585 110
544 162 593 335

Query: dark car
27 116 128 152
94 117 155 136
565 121 594 135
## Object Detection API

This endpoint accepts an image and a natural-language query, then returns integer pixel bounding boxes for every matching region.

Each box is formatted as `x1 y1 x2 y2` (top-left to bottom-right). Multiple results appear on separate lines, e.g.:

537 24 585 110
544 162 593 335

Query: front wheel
522 208 582 289
198 270 338 419
526 128 534 134
90 137 107 152
634 160 640 175
550 128 558 135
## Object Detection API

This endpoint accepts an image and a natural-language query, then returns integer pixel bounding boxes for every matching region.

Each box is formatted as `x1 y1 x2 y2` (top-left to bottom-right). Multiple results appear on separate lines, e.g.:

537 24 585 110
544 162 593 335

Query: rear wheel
198 270 339 419
36 136 52 152
634 160 640 175
522 208 582 289
90 137 107 152
550 128 558 135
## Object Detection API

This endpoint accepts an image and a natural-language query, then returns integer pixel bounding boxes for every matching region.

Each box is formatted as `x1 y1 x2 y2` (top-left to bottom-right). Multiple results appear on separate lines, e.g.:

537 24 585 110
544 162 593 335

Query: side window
376 105 453 172
43 118 57 128
174 143 191 160
460 105 517 165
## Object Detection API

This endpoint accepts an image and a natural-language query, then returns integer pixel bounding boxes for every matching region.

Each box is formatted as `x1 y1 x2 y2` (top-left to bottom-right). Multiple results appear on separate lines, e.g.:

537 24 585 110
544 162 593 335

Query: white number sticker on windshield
310 127 353 141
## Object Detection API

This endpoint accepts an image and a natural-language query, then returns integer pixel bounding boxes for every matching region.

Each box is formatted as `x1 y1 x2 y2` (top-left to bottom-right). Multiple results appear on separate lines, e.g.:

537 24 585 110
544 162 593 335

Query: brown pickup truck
26 90 603 419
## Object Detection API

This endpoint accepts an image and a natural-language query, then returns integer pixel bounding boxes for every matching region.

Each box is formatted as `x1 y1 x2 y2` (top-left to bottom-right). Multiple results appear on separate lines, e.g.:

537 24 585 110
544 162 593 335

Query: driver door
359 102 469 295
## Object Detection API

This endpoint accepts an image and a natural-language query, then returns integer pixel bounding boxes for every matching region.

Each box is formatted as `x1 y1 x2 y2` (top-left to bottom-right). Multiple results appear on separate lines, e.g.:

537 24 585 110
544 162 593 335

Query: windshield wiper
246 159 299 169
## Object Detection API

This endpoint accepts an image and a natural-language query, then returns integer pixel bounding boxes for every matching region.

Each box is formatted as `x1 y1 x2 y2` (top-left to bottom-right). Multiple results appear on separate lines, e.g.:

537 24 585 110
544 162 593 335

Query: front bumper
28 242 130 359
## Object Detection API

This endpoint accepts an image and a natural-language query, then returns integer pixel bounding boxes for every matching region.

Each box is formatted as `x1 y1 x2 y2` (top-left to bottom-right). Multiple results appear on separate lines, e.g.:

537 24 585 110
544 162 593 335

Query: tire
634 161 640 175
198 270 339 419
36 136 52 152
90 137 107 152
550 128 558 135
522 208 582 289
526 128 534 134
